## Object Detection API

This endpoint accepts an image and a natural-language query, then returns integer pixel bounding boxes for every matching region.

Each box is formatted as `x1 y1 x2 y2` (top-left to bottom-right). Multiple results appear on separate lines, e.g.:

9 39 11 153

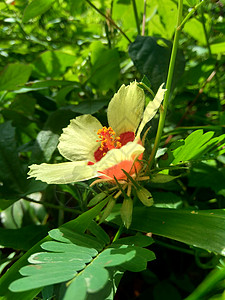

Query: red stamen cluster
97 126 121 156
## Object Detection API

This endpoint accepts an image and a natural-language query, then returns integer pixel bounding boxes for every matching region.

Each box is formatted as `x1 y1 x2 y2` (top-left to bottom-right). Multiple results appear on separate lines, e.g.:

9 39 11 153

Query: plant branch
132 0 140 35
178 0 207 30
142 0 147 36
85 0 132 43
23 196 82 214
148 0 183 169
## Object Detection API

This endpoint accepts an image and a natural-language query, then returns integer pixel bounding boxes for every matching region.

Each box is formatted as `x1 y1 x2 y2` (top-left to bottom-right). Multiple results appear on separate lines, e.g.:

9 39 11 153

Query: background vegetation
0 0 224 299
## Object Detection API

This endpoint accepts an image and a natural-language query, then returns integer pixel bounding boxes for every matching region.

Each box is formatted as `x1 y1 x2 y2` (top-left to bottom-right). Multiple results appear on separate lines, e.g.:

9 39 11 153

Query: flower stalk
148 0 183 170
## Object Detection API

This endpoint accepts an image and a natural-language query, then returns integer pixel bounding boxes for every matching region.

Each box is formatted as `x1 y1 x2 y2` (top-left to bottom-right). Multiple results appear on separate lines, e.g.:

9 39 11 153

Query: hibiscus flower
28 82 166 185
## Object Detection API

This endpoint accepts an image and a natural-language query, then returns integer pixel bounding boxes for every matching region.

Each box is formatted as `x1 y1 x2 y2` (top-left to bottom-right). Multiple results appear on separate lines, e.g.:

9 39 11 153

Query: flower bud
121 198 133 229
136 187 153 207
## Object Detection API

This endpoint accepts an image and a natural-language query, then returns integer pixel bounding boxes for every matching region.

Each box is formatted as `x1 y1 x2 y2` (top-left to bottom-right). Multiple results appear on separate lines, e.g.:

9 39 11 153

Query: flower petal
136 83 166 139
58 115 102 162
107 82 145 136
95 142 145 175
28 161 97 184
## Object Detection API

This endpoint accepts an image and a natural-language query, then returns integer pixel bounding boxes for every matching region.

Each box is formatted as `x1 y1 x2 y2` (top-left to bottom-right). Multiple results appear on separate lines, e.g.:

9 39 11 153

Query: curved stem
148 0 183 169
184 261 225 300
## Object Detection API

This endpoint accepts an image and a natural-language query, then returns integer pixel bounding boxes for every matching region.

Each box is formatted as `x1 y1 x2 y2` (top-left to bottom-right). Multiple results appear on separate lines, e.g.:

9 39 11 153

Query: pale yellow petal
28 161 97 184
107 82 145 136
136 84 166 139
95 142 145 172
58 115 102 162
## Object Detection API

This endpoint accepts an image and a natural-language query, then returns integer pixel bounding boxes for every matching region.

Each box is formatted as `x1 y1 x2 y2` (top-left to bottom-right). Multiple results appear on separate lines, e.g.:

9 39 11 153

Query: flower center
91 129 135 163
96 126 121 155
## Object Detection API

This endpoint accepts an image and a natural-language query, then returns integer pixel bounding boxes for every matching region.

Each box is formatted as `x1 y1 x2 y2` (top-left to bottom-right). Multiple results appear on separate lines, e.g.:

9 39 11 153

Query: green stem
148 0 183 169
178 0 207 30
155 240 195 256
85 0 132 43
184 262 225 300
132 0 140 35
200 5 211 56
112 224 124 243
23 197 82 214
139 82 155 98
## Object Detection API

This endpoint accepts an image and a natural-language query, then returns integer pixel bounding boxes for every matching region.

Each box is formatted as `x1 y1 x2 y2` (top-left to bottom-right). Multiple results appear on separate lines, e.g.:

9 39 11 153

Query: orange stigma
97 127 121 155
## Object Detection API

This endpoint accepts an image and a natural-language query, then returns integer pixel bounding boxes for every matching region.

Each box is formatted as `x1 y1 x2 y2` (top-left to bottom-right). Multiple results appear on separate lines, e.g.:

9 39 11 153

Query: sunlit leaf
22 0 55 23
0 63 32 91
32 51 76 78
160 130 225 166
90 42 120 91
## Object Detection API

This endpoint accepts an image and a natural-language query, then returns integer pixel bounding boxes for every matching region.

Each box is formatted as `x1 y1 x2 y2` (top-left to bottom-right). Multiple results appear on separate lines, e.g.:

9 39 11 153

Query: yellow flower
28 82 166 184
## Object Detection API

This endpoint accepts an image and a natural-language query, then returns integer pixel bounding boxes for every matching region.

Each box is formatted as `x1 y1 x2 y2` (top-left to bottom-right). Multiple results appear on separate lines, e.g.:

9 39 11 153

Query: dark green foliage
108 206 225 255
129 36 185 92
0 0 224 299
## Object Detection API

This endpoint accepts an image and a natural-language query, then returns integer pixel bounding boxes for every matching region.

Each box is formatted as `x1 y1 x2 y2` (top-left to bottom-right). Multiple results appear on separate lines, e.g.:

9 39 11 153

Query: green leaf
90 42 120 91
9 231 155 295
41 240 98 257
210 42 225 54
0 199 15 211
188 163 225 195
62 196 109 233
70 100 108 114
64 276 87 300
109 206 225 255
129 36 185 92
0 63 32 91
7 200 155 297
26 80 78 89
179 59 215 87
49 228 104 252
0 199 108 299
183 18 210 45
152 192 182 209
83 265 109 293
88 221 111 245
22 0 55 23
32 51 76 78
31 130 59 163
160 130 225 166
0 225 48 251
0 122 28 200
185 0 198 7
